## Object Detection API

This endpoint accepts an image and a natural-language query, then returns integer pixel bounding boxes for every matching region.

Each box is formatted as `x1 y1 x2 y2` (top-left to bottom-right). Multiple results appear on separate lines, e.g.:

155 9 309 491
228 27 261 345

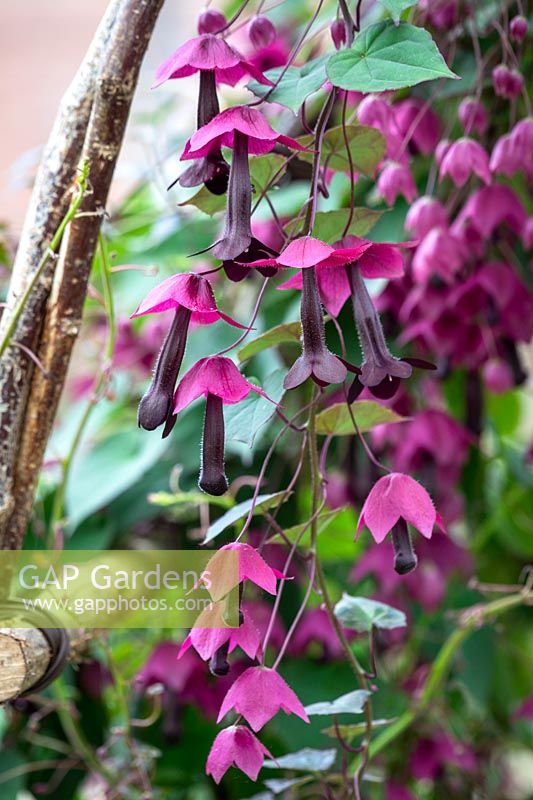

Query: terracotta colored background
0 0 198 231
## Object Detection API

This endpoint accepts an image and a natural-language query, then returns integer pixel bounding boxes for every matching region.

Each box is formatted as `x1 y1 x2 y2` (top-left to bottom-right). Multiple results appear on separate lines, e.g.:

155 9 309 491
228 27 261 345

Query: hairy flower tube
131 273 244 433
347 265 434 399
154 35 271 193
181 106 305 260
171 357 270 495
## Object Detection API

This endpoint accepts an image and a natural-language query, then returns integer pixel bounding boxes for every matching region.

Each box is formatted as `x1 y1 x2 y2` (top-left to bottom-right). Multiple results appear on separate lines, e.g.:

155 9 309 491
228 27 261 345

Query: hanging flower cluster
126 0 533 792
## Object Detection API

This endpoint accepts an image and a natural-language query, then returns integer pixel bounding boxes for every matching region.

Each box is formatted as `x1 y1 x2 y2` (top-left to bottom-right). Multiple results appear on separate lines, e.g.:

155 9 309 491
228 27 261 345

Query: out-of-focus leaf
297 125 386 177
148 491 234 509
315 401 407 435
334 594 407 632
203 491 290 543
265 777 311 794
269 506 351 546
180 154 286 216
263 747 337 771
327 22 458 92
238 321 302 362
225 369 286 447
378 0 418 22
66 430 169 530
305 690 370 716
322 718 395 739
247 55 329 112
0 750 25 799
285 208 382 243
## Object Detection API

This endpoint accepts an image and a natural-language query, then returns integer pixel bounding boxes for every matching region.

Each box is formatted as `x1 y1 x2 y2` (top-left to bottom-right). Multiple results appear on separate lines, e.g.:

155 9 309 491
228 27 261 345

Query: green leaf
297 125 386 177
203 491 289 544
225 368 286 447
265 777 311 794
322 718 394 739
238 321 302 362
315 400 407 435
327 22 458 92
305 690 370 716
66 429 169 530
268 506 350 546
378 0 418 23
148 491 234 509
264 747 337 771
247 55 329 113
180 154 286 216
334 594 407 632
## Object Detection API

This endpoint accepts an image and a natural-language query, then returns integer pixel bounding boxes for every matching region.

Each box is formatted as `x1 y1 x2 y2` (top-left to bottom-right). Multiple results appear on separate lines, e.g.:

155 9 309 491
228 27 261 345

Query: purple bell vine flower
181 106 306 261
131 273 245 433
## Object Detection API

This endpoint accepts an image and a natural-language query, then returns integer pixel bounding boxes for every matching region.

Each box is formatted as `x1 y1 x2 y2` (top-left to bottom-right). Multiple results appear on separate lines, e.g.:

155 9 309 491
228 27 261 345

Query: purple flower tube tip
132 273 245 432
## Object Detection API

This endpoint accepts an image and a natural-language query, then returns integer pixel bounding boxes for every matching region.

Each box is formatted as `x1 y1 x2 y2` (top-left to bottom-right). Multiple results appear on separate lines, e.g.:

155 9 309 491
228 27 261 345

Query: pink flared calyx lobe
131 272 245 328
277 235 412 317
153 34 272 88
179 611 262 662
228 542 284 594
217 666 310 731
206 725 272 783
181 106 307 160
173 357 268 414
358 473 444 544
439 137 491 187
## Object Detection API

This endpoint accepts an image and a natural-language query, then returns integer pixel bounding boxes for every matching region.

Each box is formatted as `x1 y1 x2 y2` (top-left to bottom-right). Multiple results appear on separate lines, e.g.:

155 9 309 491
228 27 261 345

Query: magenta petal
358 244 405 279
277 236 334 268
358 473 438 543
217 666 309 731
206 725 272 784
173 357 267 413
220 543 280 595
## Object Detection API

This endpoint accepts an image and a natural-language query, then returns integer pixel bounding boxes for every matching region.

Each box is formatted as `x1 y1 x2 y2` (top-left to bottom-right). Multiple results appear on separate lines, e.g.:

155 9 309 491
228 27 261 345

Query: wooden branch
0 0 165 549
0 629 51 702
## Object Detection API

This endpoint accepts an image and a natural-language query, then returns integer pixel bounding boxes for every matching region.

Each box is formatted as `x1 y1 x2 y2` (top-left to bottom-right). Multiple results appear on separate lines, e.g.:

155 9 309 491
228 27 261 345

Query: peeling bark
0 0 165 549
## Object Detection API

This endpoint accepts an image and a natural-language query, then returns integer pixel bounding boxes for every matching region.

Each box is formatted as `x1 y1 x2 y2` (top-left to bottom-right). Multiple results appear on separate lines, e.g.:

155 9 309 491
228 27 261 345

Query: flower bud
458 97 488 136
492 64 524 99
330 19 347 50
198 8 226 35
248 16 276 49
482 359 514 394
509 15 528 43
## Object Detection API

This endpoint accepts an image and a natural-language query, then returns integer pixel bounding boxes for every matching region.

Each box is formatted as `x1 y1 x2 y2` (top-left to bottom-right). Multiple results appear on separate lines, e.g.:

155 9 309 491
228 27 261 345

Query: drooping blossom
439 138 491 187
490 118 533 181
523 217 533 250
206 725 272 783
249 236 366 389
510 15 528 42
131 273 243 433
452 184 526 240
154 35 270 193
419 0 458 30
172 357 270 494
330 19 347 50
377 161 418 206
179 605 262 676
492 64 524 99
358 473 443 574
277 235 414 317
205 541 286 601
458 97 488 136
405 196 448 239
248 16 276 49
412 227 465 284
357 95 404 161
387 784 416 800
197 9 226 35
394 98 441 155
347 264 435 400
409 730 477 780
217 665 309 730
482 358 514 394
181 106 305 260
